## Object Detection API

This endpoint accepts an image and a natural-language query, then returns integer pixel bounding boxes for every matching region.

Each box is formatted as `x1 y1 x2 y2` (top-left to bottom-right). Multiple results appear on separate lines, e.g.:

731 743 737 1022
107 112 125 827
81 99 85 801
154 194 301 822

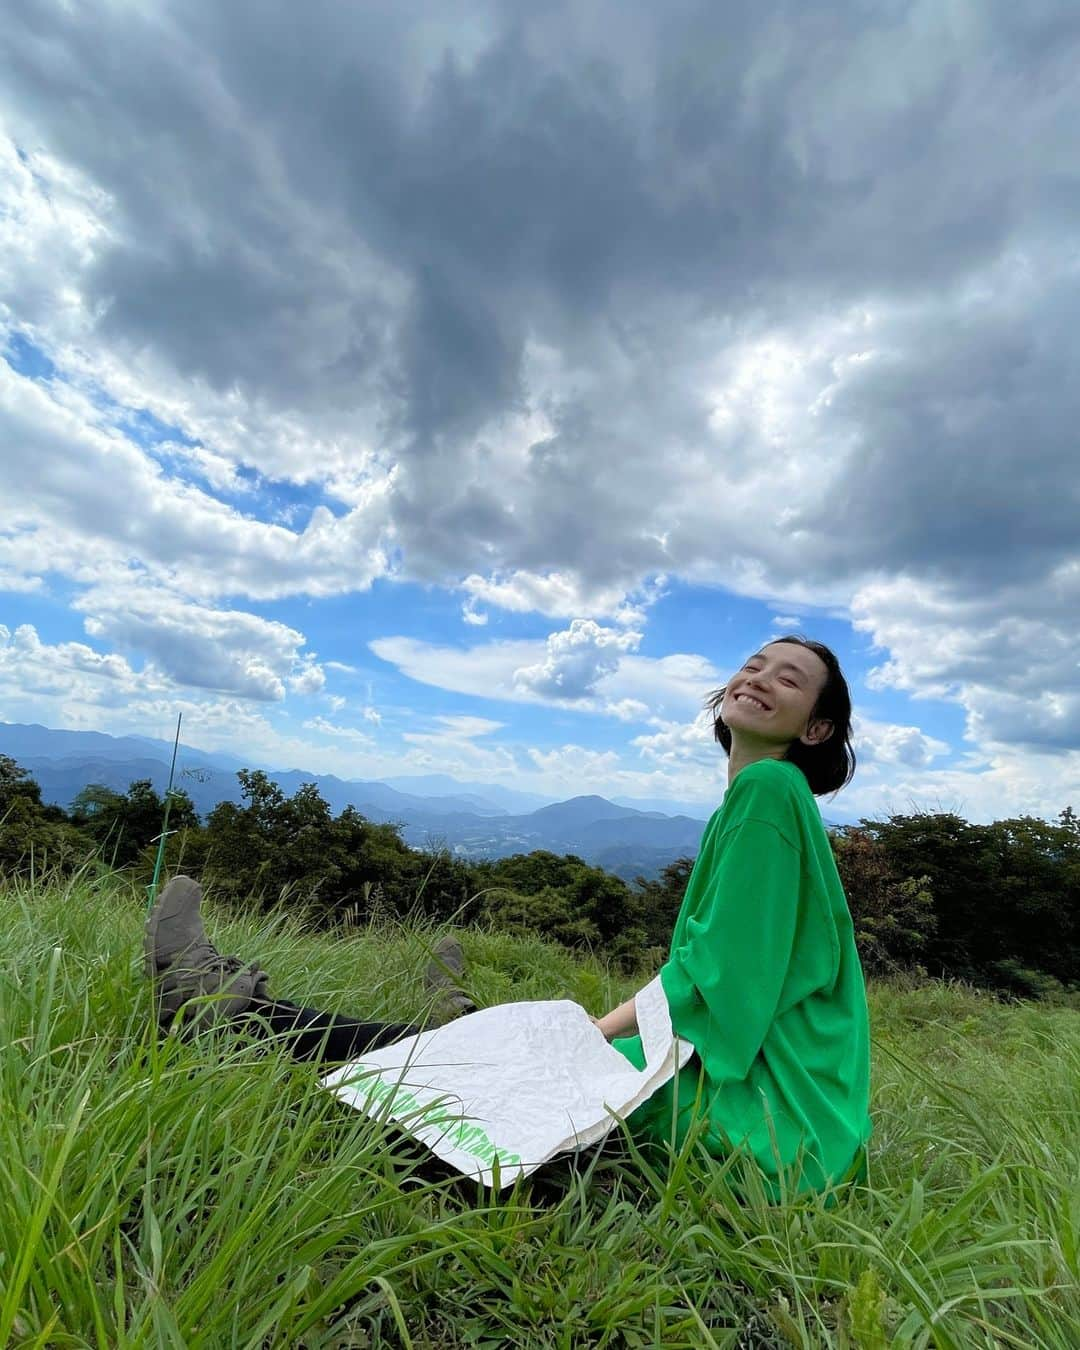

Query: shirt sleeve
659 817 802 1084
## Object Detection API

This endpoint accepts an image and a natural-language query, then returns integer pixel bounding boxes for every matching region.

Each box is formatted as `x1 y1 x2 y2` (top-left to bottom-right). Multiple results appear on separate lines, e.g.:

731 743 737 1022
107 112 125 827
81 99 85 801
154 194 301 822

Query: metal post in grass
146 712 183 911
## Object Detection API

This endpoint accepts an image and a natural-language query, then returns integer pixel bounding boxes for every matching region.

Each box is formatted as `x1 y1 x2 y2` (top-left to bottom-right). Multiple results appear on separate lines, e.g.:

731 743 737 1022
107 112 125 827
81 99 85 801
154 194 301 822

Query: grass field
2 871 1078 1348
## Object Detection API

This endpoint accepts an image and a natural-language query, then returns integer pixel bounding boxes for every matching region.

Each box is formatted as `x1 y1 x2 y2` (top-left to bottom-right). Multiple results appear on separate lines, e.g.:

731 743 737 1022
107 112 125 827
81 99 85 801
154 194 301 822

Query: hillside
1 874 1077 1345
0 722 710 879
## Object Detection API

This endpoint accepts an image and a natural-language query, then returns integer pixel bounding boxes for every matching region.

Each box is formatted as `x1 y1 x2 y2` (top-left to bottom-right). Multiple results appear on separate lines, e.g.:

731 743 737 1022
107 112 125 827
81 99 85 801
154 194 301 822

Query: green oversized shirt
614 758 871 1198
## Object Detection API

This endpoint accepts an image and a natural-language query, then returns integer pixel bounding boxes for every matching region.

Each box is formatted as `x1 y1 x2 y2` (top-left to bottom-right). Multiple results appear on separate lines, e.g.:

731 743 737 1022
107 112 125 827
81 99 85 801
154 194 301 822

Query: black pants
241 998 421 1064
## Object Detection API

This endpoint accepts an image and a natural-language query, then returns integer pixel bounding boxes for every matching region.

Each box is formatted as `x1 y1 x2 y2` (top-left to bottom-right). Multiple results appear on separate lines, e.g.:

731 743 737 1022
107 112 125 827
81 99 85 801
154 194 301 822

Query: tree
327 807 415 918
484 884 602 950
476 852 645 967
406 846 479 924
0 758 94 877
859 812 1079 988
632 856 695 950
72 780 198 869
0 754 44 810
831 827 935 975
199 773 423 917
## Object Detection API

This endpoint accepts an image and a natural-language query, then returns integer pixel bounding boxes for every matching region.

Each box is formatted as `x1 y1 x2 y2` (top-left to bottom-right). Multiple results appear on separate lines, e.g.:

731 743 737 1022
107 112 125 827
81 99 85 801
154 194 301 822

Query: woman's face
721 642 833 750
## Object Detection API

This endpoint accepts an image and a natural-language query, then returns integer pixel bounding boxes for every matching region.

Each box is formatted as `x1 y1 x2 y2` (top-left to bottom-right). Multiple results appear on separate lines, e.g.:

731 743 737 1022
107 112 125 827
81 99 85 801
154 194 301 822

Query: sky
1 0 1078 823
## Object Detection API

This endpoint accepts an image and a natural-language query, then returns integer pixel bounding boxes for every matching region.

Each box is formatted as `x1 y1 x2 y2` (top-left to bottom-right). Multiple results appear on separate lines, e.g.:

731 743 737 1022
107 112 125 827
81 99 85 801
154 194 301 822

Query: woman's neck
727 739 789 786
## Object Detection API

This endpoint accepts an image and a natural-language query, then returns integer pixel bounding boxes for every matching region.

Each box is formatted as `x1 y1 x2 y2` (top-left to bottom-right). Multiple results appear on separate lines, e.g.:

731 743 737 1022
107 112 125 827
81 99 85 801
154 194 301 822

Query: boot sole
423 935 477 1024
424 935 466 989
143 876 203 981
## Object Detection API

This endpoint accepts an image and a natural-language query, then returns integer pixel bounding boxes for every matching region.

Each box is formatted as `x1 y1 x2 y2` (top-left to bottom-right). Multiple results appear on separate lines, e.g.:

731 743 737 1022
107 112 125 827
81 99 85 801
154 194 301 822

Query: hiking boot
423 934 477 1023
144 875 215 980
145 875 268 1029
156 954 267 1031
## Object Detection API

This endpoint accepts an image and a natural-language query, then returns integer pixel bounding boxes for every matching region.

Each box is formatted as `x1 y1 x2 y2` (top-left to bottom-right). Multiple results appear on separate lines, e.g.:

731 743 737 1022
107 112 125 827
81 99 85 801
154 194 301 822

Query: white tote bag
322 975 695 1187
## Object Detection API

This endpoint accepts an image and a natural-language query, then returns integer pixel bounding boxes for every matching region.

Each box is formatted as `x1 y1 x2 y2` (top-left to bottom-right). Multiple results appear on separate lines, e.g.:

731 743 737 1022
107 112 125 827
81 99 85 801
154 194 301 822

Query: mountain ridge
0 721 710 880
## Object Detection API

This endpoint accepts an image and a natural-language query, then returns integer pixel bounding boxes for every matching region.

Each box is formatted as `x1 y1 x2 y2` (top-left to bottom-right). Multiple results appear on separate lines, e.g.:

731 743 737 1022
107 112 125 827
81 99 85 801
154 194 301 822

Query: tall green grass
1 871 1077 1347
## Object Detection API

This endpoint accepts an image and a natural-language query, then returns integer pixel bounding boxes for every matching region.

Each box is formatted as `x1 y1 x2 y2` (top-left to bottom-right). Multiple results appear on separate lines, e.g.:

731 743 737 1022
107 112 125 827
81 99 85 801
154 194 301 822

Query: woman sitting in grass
146 635 871 1200
600 636 871 1198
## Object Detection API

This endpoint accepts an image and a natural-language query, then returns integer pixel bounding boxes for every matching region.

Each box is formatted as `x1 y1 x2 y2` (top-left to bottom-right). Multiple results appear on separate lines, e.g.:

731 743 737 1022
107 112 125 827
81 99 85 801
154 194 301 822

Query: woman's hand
592 996 639 1042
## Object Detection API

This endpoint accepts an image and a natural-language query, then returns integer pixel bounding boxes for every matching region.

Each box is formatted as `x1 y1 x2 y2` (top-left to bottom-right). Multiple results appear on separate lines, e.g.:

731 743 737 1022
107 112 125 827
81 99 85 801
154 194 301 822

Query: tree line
1 754 1077 998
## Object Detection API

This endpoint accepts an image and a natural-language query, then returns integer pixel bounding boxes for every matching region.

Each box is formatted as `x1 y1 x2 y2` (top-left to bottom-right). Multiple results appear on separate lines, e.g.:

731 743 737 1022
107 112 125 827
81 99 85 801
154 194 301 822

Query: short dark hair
705 635 856 796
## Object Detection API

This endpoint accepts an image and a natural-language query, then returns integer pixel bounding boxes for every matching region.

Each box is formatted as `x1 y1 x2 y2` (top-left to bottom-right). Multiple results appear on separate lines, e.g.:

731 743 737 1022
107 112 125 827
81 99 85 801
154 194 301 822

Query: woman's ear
800 718 834 747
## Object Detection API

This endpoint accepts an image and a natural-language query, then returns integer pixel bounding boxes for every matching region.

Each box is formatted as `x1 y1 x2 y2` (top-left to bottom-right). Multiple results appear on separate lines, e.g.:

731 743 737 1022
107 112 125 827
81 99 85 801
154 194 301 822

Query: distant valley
0 722 711 881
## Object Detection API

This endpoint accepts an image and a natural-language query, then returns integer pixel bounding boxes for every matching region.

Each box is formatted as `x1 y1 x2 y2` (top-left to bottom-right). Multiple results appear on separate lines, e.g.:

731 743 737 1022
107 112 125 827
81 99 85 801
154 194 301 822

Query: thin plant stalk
146 712 182 911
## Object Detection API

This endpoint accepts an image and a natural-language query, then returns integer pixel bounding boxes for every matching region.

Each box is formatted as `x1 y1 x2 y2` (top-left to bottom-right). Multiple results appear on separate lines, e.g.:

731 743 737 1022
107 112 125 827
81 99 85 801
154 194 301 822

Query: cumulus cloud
303 715 375 747
523 740 727 805
401 715 516 779
527 744 623 784
841 743 1080 827
0 361 392 602
1 0 1078 806
853 568 1080 753
7 4 1074 601
610 653 725 721
78 587 321 702
461 571 654 623
514 620 641 701
0 622 143 699
0 626 346 792
370 635 542 703
372 631 723 723
607 698 651 723
633 713 716 769
288 656 326 696
853 716 951 770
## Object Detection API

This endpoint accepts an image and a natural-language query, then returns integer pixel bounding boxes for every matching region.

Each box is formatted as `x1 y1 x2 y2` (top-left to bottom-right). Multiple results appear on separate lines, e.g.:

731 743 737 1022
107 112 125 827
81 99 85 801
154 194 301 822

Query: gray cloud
8 2 1077 421
0 363 390 601
2 0 1079 753
793 274 1080 587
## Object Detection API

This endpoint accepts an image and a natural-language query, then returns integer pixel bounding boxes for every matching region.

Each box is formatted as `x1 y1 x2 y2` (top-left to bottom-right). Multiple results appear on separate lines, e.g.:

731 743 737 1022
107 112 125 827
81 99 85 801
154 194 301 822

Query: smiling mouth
733 693 771 711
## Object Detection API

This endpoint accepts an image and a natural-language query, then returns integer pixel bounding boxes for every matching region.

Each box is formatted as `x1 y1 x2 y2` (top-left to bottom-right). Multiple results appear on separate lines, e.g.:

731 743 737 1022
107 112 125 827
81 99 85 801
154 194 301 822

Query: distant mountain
578 812 705 848
14 752 245 818
527 794 644 830
379 773 553 814
0 722 252 775
244 769 511 823
0 721 708 879
612 792 720 818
